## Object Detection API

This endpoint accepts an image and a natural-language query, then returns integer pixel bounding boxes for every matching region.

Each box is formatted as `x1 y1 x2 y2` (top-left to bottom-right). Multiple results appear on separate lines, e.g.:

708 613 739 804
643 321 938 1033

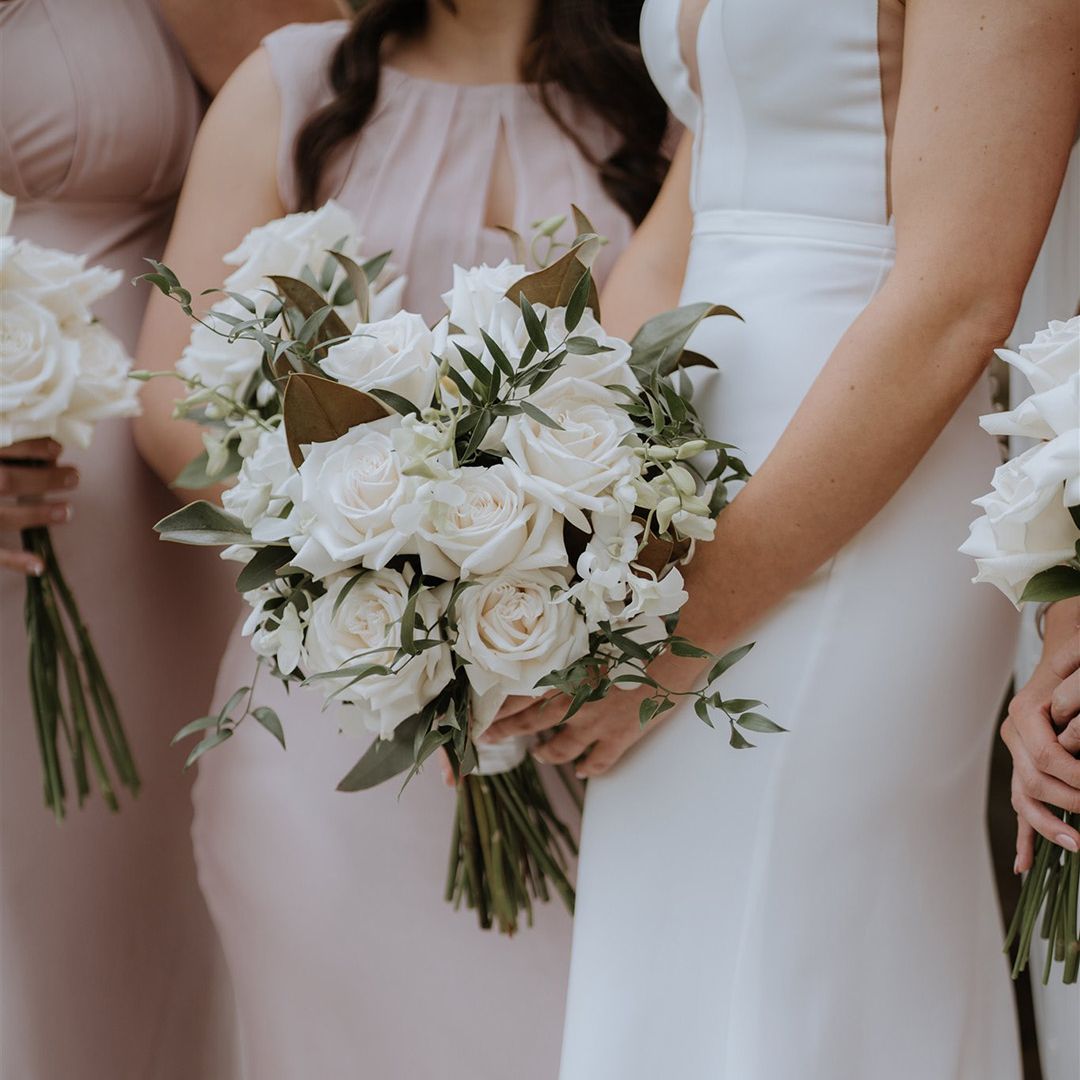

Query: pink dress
0 3 238 1077
190 22 634 1080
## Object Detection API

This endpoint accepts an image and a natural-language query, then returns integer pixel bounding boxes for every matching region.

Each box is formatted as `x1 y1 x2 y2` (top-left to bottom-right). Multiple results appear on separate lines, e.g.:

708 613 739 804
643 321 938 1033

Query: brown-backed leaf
268 275 350 344
571 204 598 242
508 237 602 317
494 225 527 266
282 373 388 467
634 527 692 577
327 250 371 323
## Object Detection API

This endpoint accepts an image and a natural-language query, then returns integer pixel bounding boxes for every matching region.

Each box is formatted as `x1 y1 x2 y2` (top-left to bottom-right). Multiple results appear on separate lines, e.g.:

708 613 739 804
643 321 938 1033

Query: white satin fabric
559 3 1028 1077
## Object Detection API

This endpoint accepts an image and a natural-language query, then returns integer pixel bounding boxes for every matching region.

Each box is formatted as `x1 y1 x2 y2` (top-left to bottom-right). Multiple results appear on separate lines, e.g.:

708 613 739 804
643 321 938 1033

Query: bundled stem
1006 808 1079 985
21 527 139 818
444 758 577 935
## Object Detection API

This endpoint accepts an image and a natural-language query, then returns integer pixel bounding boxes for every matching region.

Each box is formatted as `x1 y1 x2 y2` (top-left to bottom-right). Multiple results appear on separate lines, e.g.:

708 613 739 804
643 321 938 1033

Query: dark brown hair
294 1 669 224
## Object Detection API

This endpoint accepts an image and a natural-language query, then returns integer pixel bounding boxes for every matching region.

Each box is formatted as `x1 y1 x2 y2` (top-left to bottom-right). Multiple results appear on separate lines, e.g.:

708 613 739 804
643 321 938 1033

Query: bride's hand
1001 634 1080 872
0 438 78 576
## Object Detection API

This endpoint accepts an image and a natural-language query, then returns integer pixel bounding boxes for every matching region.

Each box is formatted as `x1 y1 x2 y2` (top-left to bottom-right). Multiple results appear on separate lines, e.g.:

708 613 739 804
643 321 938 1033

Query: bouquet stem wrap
21 525 139 817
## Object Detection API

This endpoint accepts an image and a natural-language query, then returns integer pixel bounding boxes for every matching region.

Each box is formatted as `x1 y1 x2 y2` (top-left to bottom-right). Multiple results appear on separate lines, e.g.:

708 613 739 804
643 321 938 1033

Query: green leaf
172 716 220 744
565 336 609 355
252 706 286 749
443 365 479 404
327 250 371 323
564 267 593 332
281 372 388 468
479 330 514 378
728 726 755 750
337 714 426 792
722 698 764 714
361 250 392 285
1020 565 1080 603
173 447 243 490
154 501 251 547
235 545 293 593
518 294 550 353
185 729 233 768
694 698 714 728
367 387 423 417
268 275 350 344
706 642 754 684
668 638 711 659
455 345 492 392
736 712 786 734
518 400 563 430
332 570 370 617
639 697 660 726
629 303 741 379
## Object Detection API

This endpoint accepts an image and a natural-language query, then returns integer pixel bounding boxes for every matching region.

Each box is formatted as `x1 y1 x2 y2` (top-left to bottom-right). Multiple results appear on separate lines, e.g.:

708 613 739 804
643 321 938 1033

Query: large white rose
63 322 140 436
960 441 1079 605
303 570 452 739
290 418 415 578
0 290 79 447
3 240 119 328
442 260 526 339
323 311 438 409
502 377 641 531
993 317 1079 395
454 567 589 707
394 461 566 579
222 201 362 294
222 424 298 536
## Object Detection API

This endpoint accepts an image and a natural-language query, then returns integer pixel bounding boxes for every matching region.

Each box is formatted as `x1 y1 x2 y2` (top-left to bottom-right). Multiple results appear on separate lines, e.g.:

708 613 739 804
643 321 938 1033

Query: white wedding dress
559 3 1025 1077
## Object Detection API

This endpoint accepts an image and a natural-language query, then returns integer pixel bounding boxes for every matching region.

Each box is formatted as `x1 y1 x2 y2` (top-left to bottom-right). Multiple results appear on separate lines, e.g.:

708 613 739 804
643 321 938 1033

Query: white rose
222 201 362 294
222 425 298 535
442 260 526 339
454 567 589 709
503 377 641 531
177 299 265 409
0 191 13 237
0 290 79 447
323 311 438 409
994 317 1080 395
303 570 452 739
3 240 119 328
242 585 307 676
64 322 140 433
960 441 1079 605
290 418 415 578
394 461 566 579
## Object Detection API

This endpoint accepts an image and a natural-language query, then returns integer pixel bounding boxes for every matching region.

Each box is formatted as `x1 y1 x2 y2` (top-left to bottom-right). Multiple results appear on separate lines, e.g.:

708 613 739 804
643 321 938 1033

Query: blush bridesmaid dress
188 21 635 1080
0 3 238 1077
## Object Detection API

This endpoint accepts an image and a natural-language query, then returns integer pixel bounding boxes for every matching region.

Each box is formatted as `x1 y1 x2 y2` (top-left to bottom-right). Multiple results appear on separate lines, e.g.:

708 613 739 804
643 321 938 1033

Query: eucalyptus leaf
629 303 741 379
154 501 251 547
235 545 293 593
327 249 371 323
1019 565 1080 603
337 714 426 791
173 446 243 490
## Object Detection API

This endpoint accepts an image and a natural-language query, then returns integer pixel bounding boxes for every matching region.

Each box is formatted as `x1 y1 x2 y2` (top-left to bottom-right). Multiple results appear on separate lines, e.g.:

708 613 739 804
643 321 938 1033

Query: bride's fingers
1014 815 1035 874
576 728 642 778
0 501 72 531
1049 636 1080 681
1059 717 1080 757
493 690 557 722
1011 783 1080 851
482 697 564 742
0 462 78 497
1002 700 1080 789
531 724 594 766
0 548 45 576
1049 669 1080 728
0 437 62 462
1003 726 1080 813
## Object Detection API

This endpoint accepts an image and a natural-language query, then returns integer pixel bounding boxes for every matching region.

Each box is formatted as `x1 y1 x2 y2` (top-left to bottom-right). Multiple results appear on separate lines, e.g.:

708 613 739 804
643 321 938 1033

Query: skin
1 6 331 577
134 0 541 496
484 0 1080 776
1002 597 1080 870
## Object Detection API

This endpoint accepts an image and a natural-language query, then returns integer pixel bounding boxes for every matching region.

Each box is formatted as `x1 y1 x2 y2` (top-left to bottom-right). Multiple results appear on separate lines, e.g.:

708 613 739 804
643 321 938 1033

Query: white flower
242 586 307 676
222 425 297 536
290 418 415 578
994 317 1080 395
390 412 453 478
960 441 1079 605
394 461 566 579
323 311 438 409
63 322 140 434
0 191 13 237
222 201 362 294
454 567 589 709
502 378 641 531
442 260 526 340
631 465 717 542
3 240 119 328
176 299 265 410
303 570 452 739
0 290 79 447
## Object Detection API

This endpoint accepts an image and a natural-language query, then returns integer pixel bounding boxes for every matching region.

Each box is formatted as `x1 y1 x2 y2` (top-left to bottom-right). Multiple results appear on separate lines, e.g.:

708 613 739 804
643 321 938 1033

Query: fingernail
1013 857 1023 874
29 559 44 577
50 505 71 523
1055 833 1079 853
63 471 79 488
574 769 587 780
530 749 547 763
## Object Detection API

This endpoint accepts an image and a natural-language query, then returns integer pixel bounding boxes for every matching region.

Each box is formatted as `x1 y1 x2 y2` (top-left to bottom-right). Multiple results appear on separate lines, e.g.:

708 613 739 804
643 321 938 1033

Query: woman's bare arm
158 0 343 95
486 0 1080 772
132 49 285 495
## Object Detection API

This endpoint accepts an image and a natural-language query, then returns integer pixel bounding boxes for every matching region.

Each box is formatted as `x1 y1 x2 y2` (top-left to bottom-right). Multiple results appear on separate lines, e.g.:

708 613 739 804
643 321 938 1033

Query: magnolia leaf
571 204 598 242
508 237 602 317
282 372 388 467
337 714 427 792
634 529 691 577
494 225 527 265
630 303 741 379
154 501 251 546
327 250 371 323
1019 565 1080 604
268 275 350 343
235 545 293 593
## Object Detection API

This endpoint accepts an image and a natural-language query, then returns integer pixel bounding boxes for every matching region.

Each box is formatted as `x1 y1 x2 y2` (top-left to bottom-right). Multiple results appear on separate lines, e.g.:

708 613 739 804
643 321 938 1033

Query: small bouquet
961 315 1080 983
146 205 777 933
0 191 141 817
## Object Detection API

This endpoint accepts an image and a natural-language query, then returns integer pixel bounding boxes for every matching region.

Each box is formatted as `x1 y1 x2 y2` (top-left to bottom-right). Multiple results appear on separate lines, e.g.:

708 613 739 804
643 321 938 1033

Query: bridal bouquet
0 191 141 818
145 206 775 933
961 315 1080 984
